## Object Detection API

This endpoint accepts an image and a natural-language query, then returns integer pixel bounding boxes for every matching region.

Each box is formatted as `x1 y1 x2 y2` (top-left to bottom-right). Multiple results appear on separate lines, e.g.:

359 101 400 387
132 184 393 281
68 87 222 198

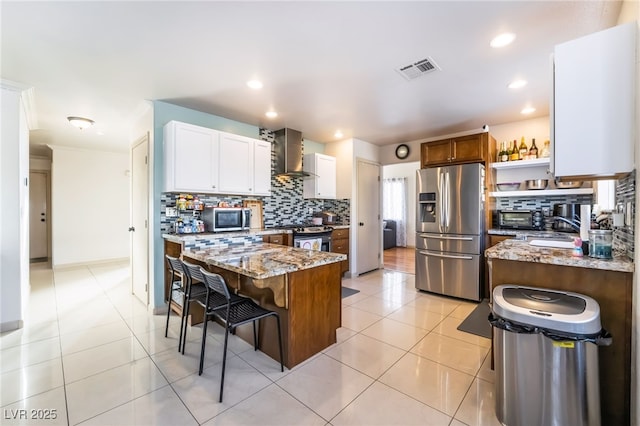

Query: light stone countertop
182 243 346 279
485 238 633 273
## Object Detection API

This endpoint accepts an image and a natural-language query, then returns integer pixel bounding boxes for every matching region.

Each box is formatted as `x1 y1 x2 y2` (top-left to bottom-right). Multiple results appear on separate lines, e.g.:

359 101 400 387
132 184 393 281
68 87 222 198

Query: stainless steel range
287 225 333 252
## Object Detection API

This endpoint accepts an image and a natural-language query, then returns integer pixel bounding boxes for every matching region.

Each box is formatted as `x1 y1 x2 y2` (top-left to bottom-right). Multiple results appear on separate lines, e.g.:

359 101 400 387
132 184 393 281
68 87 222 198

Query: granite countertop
182 243 347 279
485 238 634 273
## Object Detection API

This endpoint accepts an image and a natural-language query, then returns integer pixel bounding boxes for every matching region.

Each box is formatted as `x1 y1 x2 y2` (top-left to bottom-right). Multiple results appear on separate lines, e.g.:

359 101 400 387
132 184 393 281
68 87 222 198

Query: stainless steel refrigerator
415 163 485 301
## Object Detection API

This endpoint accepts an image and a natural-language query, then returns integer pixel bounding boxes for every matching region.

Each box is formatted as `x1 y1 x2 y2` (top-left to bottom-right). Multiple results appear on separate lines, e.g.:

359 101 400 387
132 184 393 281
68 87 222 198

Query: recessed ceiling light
334 130 344 139
247 79 263 90
508 79 528 89
265 111 278 119
67 116 94 130
521 106 536 115
490 33 516 48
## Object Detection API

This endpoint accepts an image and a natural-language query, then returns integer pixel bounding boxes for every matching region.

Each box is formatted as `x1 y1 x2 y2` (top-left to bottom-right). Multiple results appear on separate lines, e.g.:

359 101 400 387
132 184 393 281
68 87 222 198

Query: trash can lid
492 285 601 335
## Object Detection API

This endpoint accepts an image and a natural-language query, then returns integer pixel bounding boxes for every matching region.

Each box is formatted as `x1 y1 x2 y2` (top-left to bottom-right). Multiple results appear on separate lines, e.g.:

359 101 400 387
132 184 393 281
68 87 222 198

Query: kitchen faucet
553 216 581 232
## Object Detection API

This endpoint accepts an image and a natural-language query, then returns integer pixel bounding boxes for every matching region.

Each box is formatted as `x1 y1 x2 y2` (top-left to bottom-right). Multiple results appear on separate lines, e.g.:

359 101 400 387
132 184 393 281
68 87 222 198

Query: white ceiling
1 1 622 154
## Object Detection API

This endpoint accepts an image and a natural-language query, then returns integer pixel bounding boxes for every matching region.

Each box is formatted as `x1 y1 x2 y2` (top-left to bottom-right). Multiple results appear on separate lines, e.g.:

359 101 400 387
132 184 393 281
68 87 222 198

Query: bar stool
164 255 184 338
198 267 284 402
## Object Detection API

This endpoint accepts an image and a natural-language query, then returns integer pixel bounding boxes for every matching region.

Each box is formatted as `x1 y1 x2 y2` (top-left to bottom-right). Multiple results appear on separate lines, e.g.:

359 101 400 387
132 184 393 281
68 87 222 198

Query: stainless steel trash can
489 285 611 426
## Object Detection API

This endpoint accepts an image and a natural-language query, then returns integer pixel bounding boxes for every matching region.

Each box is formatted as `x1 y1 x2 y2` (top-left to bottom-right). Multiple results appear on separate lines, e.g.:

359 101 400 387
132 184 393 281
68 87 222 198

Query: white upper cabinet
164 121 219 193
552 22 636 179
218 132 272 196
218 132 253 194
253 139 272 196
303 153 337 199
164 121 271 195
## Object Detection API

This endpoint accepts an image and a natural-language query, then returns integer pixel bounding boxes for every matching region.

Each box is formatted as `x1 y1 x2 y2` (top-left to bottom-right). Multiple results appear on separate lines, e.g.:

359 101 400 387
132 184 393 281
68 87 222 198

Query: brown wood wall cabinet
489 259 632 426
420 132 489 168
331 228 350 274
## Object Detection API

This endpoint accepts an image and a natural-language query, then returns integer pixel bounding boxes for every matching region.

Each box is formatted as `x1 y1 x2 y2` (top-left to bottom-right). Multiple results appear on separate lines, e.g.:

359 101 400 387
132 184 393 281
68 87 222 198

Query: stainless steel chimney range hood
274 128 310 177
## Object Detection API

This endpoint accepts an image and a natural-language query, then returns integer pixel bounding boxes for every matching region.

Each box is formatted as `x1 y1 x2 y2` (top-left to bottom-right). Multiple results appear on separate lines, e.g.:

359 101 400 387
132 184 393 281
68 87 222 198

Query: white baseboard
0 320 24 332
53 257 129 270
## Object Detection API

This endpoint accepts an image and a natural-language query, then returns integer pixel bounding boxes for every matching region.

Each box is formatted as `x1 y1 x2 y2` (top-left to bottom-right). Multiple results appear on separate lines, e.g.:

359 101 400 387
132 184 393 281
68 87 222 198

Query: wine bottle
540 140 551 158
510 140 519 161
529 138 538 158
500 142 509 162
518 137 528 160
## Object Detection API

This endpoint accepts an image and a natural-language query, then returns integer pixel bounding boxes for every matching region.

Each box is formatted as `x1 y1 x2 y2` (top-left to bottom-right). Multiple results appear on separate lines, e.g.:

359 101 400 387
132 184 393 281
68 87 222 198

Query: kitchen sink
513 233 576 248
528 239 575 249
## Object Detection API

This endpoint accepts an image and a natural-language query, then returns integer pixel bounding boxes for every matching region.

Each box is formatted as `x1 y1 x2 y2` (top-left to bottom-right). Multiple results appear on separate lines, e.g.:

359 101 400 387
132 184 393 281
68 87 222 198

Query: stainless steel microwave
202 207 251 232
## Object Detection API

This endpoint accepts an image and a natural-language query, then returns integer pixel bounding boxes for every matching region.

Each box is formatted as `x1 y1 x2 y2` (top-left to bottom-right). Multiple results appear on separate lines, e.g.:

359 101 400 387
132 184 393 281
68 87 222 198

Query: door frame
28 169 51 262
130 134 150 306
354 157 382 276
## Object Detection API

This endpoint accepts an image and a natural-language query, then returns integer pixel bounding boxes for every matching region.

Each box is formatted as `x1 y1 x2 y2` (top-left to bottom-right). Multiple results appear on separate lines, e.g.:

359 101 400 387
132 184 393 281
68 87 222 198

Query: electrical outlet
308 208 313 215
542 207 550 217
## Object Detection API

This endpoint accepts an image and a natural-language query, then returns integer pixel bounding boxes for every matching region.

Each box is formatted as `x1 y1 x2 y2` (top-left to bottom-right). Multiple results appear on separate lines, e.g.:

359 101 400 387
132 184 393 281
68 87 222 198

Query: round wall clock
395 144 410 159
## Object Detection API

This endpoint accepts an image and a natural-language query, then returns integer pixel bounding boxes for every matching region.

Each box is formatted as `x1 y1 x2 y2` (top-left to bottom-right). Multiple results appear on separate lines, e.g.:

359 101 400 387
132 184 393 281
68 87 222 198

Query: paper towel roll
580 205 591 241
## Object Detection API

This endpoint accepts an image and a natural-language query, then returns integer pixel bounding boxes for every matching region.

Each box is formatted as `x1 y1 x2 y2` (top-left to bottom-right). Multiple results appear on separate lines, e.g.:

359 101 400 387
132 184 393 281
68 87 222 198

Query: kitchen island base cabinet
186 256 342 369
489 258 632 426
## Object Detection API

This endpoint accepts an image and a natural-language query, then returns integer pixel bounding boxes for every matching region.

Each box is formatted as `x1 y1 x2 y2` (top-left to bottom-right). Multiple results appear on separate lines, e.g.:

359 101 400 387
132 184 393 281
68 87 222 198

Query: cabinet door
316 155 336 198
421 140 451 167
553 22 635 178
451 134 484 164
253 140 272 195
218 133 254 194
303 153 336 199
164 121 219 193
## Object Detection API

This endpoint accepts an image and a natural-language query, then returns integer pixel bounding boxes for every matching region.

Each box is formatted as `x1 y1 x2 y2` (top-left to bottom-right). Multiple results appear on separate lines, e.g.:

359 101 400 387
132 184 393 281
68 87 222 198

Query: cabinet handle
212 185 216 188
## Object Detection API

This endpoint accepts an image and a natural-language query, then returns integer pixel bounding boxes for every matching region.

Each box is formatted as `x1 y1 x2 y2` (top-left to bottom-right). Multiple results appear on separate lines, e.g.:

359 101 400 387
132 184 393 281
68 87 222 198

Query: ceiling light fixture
265 111 278 119
334 130 344 139
521 106 536 115
247 79 263 90
67 116 95 130
508 79 528 89
490 33 516 48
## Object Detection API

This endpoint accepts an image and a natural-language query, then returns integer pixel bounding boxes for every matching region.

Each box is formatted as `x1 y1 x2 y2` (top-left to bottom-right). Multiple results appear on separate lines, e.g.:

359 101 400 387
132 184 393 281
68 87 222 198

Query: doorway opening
382 161 419 273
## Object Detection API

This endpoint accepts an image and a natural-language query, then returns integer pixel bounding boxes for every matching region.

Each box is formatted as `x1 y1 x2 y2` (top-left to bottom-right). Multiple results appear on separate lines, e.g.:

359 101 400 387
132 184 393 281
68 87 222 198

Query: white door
29 171 48 260
356 159 381 274
131 135 149 305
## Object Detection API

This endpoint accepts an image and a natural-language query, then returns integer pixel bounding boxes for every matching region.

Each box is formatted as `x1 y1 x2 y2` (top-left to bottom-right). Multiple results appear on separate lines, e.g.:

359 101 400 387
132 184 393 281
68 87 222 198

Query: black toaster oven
497 209 544 230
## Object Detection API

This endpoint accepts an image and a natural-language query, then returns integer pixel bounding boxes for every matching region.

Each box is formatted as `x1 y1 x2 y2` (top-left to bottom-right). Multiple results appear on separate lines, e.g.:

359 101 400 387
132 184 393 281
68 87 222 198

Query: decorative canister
588 230 613 259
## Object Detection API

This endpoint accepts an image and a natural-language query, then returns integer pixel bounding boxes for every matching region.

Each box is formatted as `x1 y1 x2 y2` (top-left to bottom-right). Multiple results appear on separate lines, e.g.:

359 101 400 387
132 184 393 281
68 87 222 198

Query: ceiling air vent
396 57 440 81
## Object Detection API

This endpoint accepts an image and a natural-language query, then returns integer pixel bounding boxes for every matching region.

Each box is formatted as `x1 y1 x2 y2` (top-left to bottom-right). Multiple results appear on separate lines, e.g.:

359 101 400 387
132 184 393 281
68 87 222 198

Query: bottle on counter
540 140 551 158
510 140 519 161
528 138 538 158
518 137 528 160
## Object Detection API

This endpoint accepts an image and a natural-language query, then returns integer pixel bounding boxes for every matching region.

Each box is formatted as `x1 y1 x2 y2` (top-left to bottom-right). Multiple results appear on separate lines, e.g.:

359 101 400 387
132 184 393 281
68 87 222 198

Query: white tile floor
0 261 500 425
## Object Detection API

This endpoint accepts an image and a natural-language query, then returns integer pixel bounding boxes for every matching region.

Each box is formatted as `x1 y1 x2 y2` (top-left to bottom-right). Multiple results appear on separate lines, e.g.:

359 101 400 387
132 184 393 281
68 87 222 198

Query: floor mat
457 298 492 339
341 286 360 298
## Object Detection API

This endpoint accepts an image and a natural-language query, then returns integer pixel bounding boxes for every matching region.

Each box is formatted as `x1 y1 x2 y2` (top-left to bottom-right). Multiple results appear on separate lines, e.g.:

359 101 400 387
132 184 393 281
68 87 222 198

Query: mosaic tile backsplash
494 171 636 259
614 170 635 259
160 129 350 234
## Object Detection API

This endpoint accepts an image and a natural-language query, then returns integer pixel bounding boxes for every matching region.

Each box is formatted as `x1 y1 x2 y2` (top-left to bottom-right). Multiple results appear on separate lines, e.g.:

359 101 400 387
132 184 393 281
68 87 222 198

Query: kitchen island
164 233 346 369
486 239 633 425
